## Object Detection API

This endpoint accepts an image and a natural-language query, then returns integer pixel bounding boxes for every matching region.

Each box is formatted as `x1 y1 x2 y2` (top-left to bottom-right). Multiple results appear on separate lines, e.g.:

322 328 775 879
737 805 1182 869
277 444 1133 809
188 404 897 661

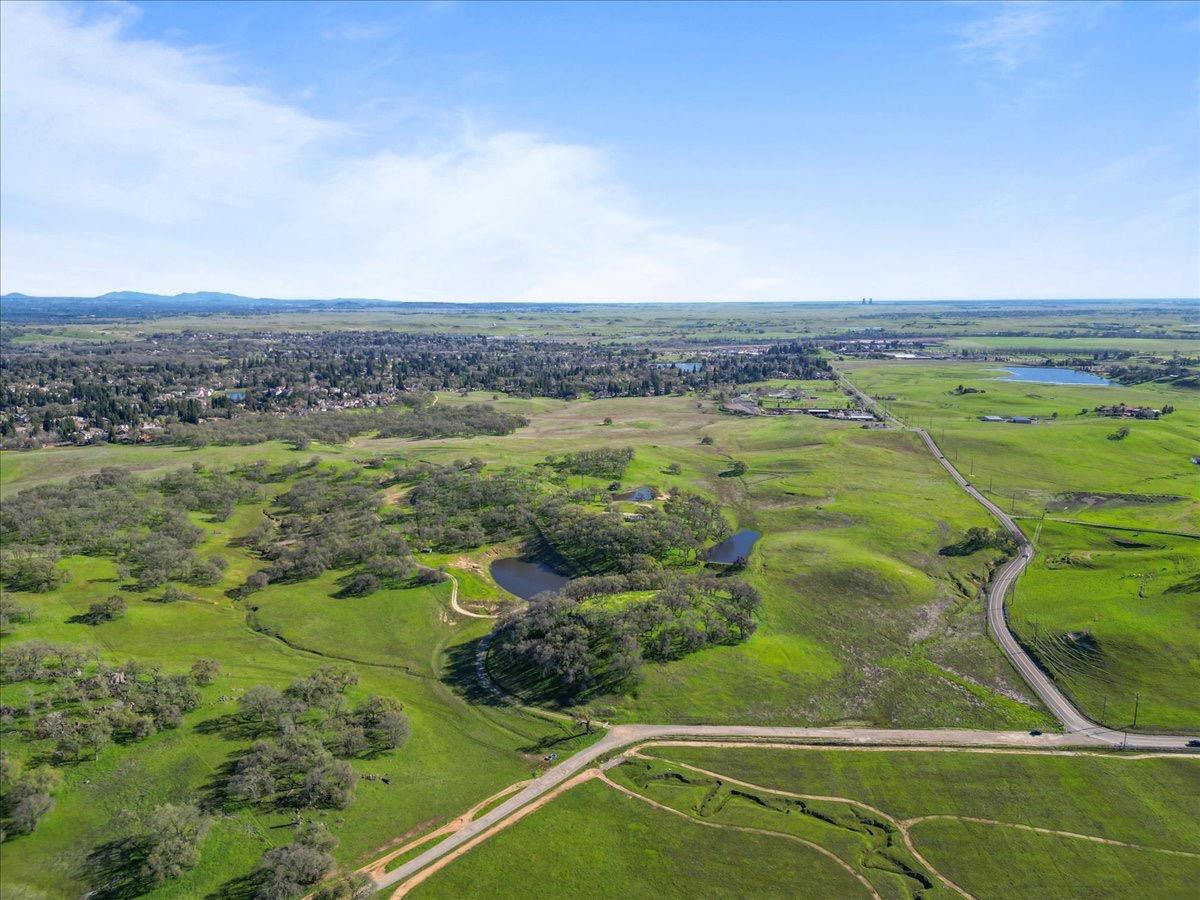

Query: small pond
705 528 762 564
616 486 655 501
995 366 1111 386
490 557 570 600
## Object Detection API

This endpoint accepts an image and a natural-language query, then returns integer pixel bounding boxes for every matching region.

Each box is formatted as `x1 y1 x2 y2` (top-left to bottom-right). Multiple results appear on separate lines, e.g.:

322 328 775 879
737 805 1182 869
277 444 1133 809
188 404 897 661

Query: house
979 415 1004 422
1008 416 1034 424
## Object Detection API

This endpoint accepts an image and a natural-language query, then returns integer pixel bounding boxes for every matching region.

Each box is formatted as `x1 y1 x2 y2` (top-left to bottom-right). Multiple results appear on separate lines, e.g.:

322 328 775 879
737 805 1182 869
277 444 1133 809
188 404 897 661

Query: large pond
490 557 570 600
705 528 762 564
995 366 1111 386
616 486 655 501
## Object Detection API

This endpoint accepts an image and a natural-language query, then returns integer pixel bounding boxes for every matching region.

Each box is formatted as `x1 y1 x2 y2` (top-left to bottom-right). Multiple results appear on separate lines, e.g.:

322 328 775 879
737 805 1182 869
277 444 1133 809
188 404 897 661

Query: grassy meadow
410 776 868 899
1008 521 1199 731
4 369 1192 894
0 452 591 898
413 743 1200 899
365 391 1051 728
839 359 1199 531
839 359 1199 730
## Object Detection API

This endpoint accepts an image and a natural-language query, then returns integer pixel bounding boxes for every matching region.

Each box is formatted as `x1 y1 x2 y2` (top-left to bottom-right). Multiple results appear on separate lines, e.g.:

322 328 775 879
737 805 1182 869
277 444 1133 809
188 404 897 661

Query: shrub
140 804 211 885
81 595 126 624
190 658 220 686
939 527 1016 557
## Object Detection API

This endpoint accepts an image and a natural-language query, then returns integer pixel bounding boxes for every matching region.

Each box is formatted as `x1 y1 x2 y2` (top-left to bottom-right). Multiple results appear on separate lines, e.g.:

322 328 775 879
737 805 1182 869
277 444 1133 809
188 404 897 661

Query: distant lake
705 528 761 565
490 557 570 600
995 366 1111 386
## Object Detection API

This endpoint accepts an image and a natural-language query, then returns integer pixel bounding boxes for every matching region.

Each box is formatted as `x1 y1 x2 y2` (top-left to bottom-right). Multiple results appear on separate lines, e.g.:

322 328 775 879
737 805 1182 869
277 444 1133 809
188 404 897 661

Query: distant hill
94 290 259 303
0 290 533 324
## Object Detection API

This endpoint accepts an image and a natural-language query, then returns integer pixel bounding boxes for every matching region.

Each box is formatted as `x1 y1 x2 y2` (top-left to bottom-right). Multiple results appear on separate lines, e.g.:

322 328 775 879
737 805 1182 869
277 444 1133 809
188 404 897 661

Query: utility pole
1132 693 1140 729
1101 695 1107 723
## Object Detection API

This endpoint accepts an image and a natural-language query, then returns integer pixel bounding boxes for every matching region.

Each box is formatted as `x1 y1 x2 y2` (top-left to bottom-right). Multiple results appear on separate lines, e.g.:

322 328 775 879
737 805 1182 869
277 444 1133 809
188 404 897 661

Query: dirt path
628 750 973 899
443 571 497 620
389 769 600 898
597 772 884 900
903 815 1200 859
370 722 1186 893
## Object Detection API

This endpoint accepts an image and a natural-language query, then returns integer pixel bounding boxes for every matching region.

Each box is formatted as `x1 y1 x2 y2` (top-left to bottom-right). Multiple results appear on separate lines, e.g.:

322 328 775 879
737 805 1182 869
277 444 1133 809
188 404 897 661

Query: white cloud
956 1 1057 70
0 2 758 301
1 2 1195 302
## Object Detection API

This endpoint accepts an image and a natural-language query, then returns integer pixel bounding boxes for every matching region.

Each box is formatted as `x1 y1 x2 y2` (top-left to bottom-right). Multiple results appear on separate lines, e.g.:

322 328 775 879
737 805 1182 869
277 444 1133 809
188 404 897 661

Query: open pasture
412 743 1200 899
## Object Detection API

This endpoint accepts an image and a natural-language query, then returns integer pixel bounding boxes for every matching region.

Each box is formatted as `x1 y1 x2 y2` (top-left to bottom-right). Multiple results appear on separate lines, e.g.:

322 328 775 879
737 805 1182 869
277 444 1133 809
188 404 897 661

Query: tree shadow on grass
196 756 244 815
206 870 264 900
193 712 273 742
442 636 624 713
83 836 153 899
441 638 509 708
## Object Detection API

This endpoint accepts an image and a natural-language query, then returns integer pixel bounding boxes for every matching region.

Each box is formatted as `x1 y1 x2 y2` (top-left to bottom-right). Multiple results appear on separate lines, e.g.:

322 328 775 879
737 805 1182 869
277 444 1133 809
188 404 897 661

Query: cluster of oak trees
494 570 761 696
0 644 214 838
396 460 538 552
0 466 249 592
534 491 730 576
226 666 408 813
167 401 528 449
231 466 418 600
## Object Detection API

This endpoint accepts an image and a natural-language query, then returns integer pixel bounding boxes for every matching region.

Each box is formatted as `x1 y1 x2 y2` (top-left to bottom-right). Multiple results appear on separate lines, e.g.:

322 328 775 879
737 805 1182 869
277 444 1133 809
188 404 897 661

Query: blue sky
1 0 1197 300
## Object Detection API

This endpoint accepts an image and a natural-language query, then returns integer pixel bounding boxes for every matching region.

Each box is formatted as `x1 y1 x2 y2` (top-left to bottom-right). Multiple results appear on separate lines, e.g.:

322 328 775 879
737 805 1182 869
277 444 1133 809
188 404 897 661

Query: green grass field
839 360 1199 730
413 744 1200 899
0 462 589 898
410 776 874 899
1009 521 1199 731
3 367 1194 894
839 360 1199 532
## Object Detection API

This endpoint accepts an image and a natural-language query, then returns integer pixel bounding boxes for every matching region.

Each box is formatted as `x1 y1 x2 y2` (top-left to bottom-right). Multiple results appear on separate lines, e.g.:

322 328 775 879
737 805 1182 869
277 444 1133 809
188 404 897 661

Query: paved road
913 426 1193 750
372 722 1131 891
375 379 1197 891
839 366 1193 749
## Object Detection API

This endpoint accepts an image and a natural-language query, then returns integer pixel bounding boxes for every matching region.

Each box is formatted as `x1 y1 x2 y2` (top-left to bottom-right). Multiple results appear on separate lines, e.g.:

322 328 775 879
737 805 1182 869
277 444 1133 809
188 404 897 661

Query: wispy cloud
0 2 754 300
956 1 1057 70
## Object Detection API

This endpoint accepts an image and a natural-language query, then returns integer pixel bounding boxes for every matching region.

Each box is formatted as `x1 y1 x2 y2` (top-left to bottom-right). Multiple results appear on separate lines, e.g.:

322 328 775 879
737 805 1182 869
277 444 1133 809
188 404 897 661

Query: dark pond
705 528 762 564
995 366 1111 386
490 557 570 600
617 486 655 501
